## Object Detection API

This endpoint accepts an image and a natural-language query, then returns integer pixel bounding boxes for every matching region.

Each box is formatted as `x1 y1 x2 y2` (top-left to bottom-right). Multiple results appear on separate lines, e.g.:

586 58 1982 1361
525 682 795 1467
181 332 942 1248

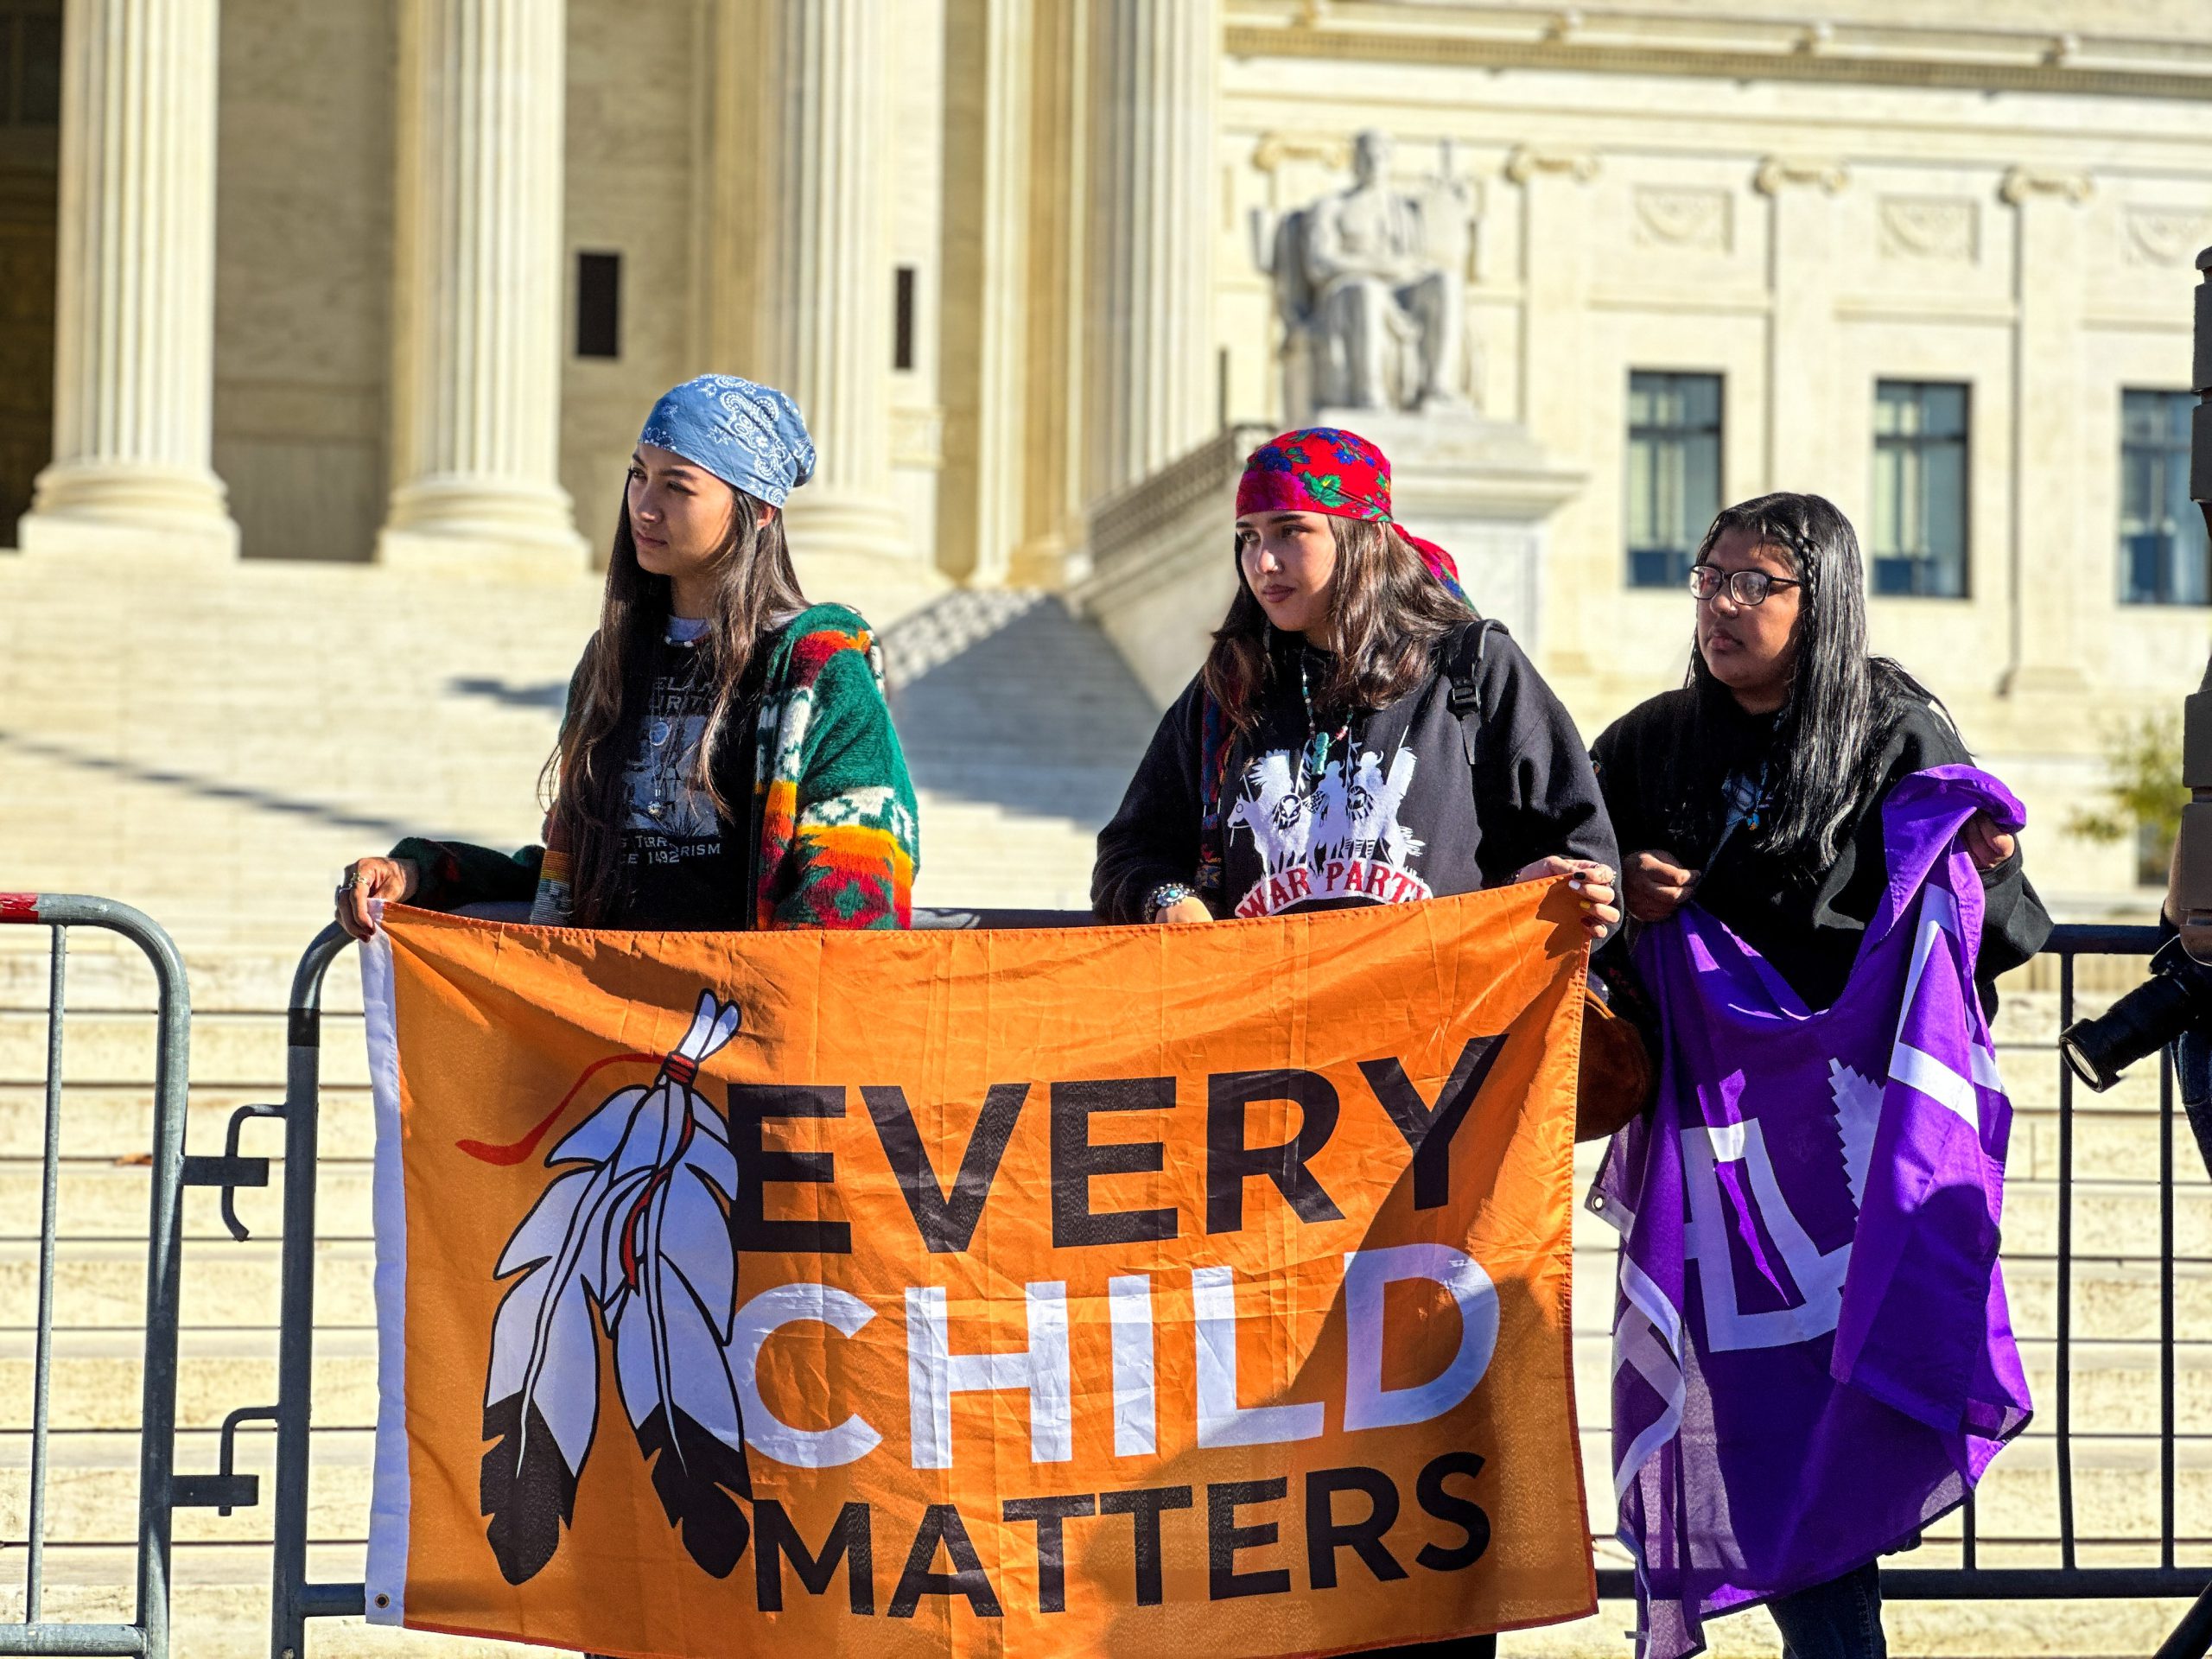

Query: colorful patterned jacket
393 603 918 931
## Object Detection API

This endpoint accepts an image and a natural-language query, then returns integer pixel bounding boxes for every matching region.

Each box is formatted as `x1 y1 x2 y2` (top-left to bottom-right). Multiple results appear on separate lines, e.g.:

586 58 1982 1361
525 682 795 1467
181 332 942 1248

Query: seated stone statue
1268 130 1472 418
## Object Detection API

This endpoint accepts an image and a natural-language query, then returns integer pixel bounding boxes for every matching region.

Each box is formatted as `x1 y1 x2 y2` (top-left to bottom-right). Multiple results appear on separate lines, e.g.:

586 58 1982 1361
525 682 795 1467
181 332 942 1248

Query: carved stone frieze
1878 195 1979 262
2125 205 2212 268
1633 186 1732 251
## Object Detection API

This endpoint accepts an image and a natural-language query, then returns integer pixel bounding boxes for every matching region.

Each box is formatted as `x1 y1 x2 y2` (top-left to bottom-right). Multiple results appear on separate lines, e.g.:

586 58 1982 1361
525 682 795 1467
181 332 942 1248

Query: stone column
1014 0 1092 584
938 0 1032 584
377 0 584 571
1756 156 1850 491
18 0 238 560
2000 165 2094 696
1087 0 1219 500
749 0 908 563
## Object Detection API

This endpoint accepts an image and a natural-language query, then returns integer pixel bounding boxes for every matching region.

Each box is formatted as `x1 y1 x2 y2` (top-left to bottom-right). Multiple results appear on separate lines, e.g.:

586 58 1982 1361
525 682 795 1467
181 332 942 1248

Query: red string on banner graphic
456 1052 661 1165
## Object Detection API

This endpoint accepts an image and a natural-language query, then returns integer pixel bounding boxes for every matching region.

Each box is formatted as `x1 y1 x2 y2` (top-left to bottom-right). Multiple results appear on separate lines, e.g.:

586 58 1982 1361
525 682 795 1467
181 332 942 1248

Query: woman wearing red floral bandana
1093 426 1620 945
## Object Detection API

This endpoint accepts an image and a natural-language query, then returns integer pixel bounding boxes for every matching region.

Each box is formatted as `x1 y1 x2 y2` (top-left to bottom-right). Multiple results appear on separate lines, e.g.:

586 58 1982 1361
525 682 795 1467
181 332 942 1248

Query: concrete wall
212 0 393 563
559 0 709 561
1197 24 2212 910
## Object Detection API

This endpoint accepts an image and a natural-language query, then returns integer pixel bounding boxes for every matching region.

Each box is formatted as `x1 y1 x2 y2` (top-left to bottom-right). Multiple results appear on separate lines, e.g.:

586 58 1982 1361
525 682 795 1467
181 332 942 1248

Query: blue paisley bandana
637 374 817 506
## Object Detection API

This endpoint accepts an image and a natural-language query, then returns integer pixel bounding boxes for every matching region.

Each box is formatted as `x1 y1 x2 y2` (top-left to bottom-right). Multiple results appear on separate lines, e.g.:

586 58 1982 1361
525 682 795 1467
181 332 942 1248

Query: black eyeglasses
1688 564 1805 607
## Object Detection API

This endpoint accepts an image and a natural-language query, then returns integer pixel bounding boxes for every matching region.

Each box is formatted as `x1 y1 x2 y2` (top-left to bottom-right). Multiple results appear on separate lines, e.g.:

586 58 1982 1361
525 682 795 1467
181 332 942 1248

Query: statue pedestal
1073 411 1584 709
1310 407 1584 655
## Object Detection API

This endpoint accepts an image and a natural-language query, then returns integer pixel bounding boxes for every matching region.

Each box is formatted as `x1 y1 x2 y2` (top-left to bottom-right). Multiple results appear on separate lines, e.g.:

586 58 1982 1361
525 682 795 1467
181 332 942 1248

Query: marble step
0 1008 372 1087
0 1160 374 1242
0 1327 374 1433
0 1084 375 1161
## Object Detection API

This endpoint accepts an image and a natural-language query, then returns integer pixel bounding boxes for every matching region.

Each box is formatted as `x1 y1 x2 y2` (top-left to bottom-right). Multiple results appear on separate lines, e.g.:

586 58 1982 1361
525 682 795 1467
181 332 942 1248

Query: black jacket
1591 680 2052 1014
1093 623 1618 923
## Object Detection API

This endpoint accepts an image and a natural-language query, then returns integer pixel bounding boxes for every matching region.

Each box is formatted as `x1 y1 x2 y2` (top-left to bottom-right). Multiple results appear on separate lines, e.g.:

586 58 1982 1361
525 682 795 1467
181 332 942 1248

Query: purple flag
1593 764 2033 1658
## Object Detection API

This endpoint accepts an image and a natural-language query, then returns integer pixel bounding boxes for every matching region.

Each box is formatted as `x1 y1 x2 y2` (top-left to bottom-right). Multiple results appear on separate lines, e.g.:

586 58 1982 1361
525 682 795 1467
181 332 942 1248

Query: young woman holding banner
1092 431 1618 1657
1592 491 2050 1659
334 374 918 938
1091 426 1620 944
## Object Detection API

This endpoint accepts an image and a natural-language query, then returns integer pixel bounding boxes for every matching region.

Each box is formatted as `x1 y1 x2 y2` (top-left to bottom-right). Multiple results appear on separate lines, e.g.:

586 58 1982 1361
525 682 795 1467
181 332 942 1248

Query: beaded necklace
1297 647 1351 793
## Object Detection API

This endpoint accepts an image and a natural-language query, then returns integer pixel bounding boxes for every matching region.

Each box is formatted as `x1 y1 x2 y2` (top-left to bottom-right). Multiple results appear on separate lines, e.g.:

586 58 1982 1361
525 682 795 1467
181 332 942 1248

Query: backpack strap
1193 689 1236 902
1444 618 1504 766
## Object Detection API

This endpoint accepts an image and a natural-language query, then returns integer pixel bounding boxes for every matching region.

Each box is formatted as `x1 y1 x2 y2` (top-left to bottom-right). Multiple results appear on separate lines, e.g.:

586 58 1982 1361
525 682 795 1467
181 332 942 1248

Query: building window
2119 389 2209 606
1870 380 1969 597
574 251 620 359
1625 371 1722 588
893 266 917 372
0 3 62 129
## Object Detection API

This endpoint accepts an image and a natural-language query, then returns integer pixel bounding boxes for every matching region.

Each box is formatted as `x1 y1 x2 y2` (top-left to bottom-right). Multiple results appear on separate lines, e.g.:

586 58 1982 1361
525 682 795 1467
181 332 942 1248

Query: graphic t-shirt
1222 726 1439 918
1092 625 1618 925
612 619 749 930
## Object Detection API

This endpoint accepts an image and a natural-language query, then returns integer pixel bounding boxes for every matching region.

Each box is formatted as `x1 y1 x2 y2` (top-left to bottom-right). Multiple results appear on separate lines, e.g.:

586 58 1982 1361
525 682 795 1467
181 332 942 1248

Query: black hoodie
1591 677 2052 1014
1094 622 1618 923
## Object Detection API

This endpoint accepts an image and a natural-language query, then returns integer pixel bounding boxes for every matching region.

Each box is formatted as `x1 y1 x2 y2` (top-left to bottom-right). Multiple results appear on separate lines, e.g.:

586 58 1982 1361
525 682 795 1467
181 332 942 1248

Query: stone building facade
7 0 2212 901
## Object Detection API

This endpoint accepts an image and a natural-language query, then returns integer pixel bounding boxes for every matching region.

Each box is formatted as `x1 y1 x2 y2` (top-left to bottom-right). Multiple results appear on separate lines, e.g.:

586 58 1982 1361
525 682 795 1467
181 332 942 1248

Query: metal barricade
260 909 1095 1658
13 899 2212 1656
0 894 252 1659
256 913 2212 1655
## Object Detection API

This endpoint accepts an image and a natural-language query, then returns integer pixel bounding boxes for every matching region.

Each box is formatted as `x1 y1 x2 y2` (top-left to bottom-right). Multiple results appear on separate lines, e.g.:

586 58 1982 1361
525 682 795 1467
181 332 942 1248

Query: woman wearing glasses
1589 492 2049 1657
1594 492 2044 1015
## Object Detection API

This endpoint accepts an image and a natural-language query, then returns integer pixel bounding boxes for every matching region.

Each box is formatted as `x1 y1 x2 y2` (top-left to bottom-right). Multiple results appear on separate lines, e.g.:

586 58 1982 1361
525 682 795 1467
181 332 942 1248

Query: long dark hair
1200 516 1472 731
1674 491 1918 868
543 487 808 922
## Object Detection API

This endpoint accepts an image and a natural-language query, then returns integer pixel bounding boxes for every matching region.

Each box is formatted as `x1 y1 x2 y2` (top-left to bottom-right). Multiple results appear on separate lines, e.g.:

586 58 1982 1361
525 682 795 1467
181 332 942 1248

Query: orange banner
359 885 1595 1658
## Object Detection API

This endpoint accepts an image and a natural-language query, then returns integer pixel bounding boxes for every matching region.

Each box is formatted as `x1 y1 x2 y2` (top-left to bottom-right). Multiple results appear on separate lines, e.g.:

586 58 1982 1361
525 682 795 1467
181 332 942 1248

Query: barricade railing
0 894 247 1659
261 908 1100 1657
8 899 2212 1657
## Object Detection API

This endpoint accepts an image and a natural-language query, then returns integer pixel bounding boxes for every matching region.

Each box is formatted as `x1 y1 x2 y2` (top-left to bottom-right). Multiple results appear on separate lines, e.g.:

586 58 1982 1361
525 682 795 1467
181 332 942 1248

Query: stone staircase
2 551 2207 1654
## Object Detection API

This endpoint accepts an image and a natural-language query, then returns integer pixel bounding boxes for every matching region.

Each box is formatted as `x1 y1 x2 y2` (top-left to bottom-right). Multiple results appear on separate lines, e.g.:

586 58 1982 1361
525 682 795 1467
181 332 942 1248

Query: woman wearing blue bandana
335 374 921 936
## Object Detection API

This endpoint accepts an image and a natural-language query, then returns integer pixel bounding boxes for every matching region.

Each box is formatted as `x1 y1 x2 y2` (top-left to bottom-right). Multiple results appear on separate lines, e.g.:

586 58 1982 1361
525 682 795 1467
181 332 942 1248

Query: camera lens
2062 972 2201 1092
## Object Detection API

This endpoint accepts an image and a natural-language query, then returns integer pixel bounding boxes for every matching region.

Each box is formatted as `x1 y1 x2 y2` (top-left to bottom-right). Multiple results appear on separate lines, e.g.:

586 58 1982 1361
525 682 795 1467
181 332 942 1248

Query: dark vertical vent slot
893 265 917 372
575 251 621 360
20 10 60 126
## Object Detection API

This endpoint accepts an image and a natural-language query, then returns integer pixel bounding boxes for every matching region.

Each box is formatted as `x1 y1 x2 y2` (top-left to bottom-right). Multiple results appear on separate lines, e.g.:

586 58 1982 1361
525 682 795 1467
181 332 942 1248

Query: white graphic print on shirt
622 668 719 841
1226 741 1433 918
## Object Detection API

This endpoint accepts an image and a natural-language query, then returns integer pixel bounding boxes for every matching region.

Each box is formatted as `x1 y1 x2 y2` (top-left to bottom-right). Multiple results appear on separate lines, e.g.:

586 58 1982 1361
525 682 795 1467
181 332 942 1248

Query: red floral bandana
1234 427 1468 606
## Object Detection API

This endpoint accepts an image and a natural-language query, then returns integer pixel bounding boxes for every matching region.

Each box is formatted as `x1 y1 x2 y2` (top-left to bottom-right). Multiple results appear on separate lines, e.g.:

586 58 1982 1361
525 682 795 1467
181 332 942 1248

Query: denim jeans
1768 1559 1886 1659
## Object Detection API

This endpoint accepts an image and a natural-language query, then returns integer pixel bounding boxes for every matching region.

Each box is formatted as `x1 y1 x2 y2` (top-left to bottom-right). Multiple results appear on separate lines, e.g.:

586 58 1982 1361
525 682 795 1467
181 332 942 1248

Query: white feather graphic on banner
480 989 748 1584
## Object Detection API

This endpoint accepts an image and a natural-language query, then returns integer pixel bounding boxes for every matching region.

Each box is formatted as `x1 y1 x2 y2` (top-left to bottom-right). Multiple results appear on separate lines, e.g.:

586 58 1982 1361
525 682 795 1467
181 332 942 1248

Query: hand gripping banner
359 882 1597 1657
